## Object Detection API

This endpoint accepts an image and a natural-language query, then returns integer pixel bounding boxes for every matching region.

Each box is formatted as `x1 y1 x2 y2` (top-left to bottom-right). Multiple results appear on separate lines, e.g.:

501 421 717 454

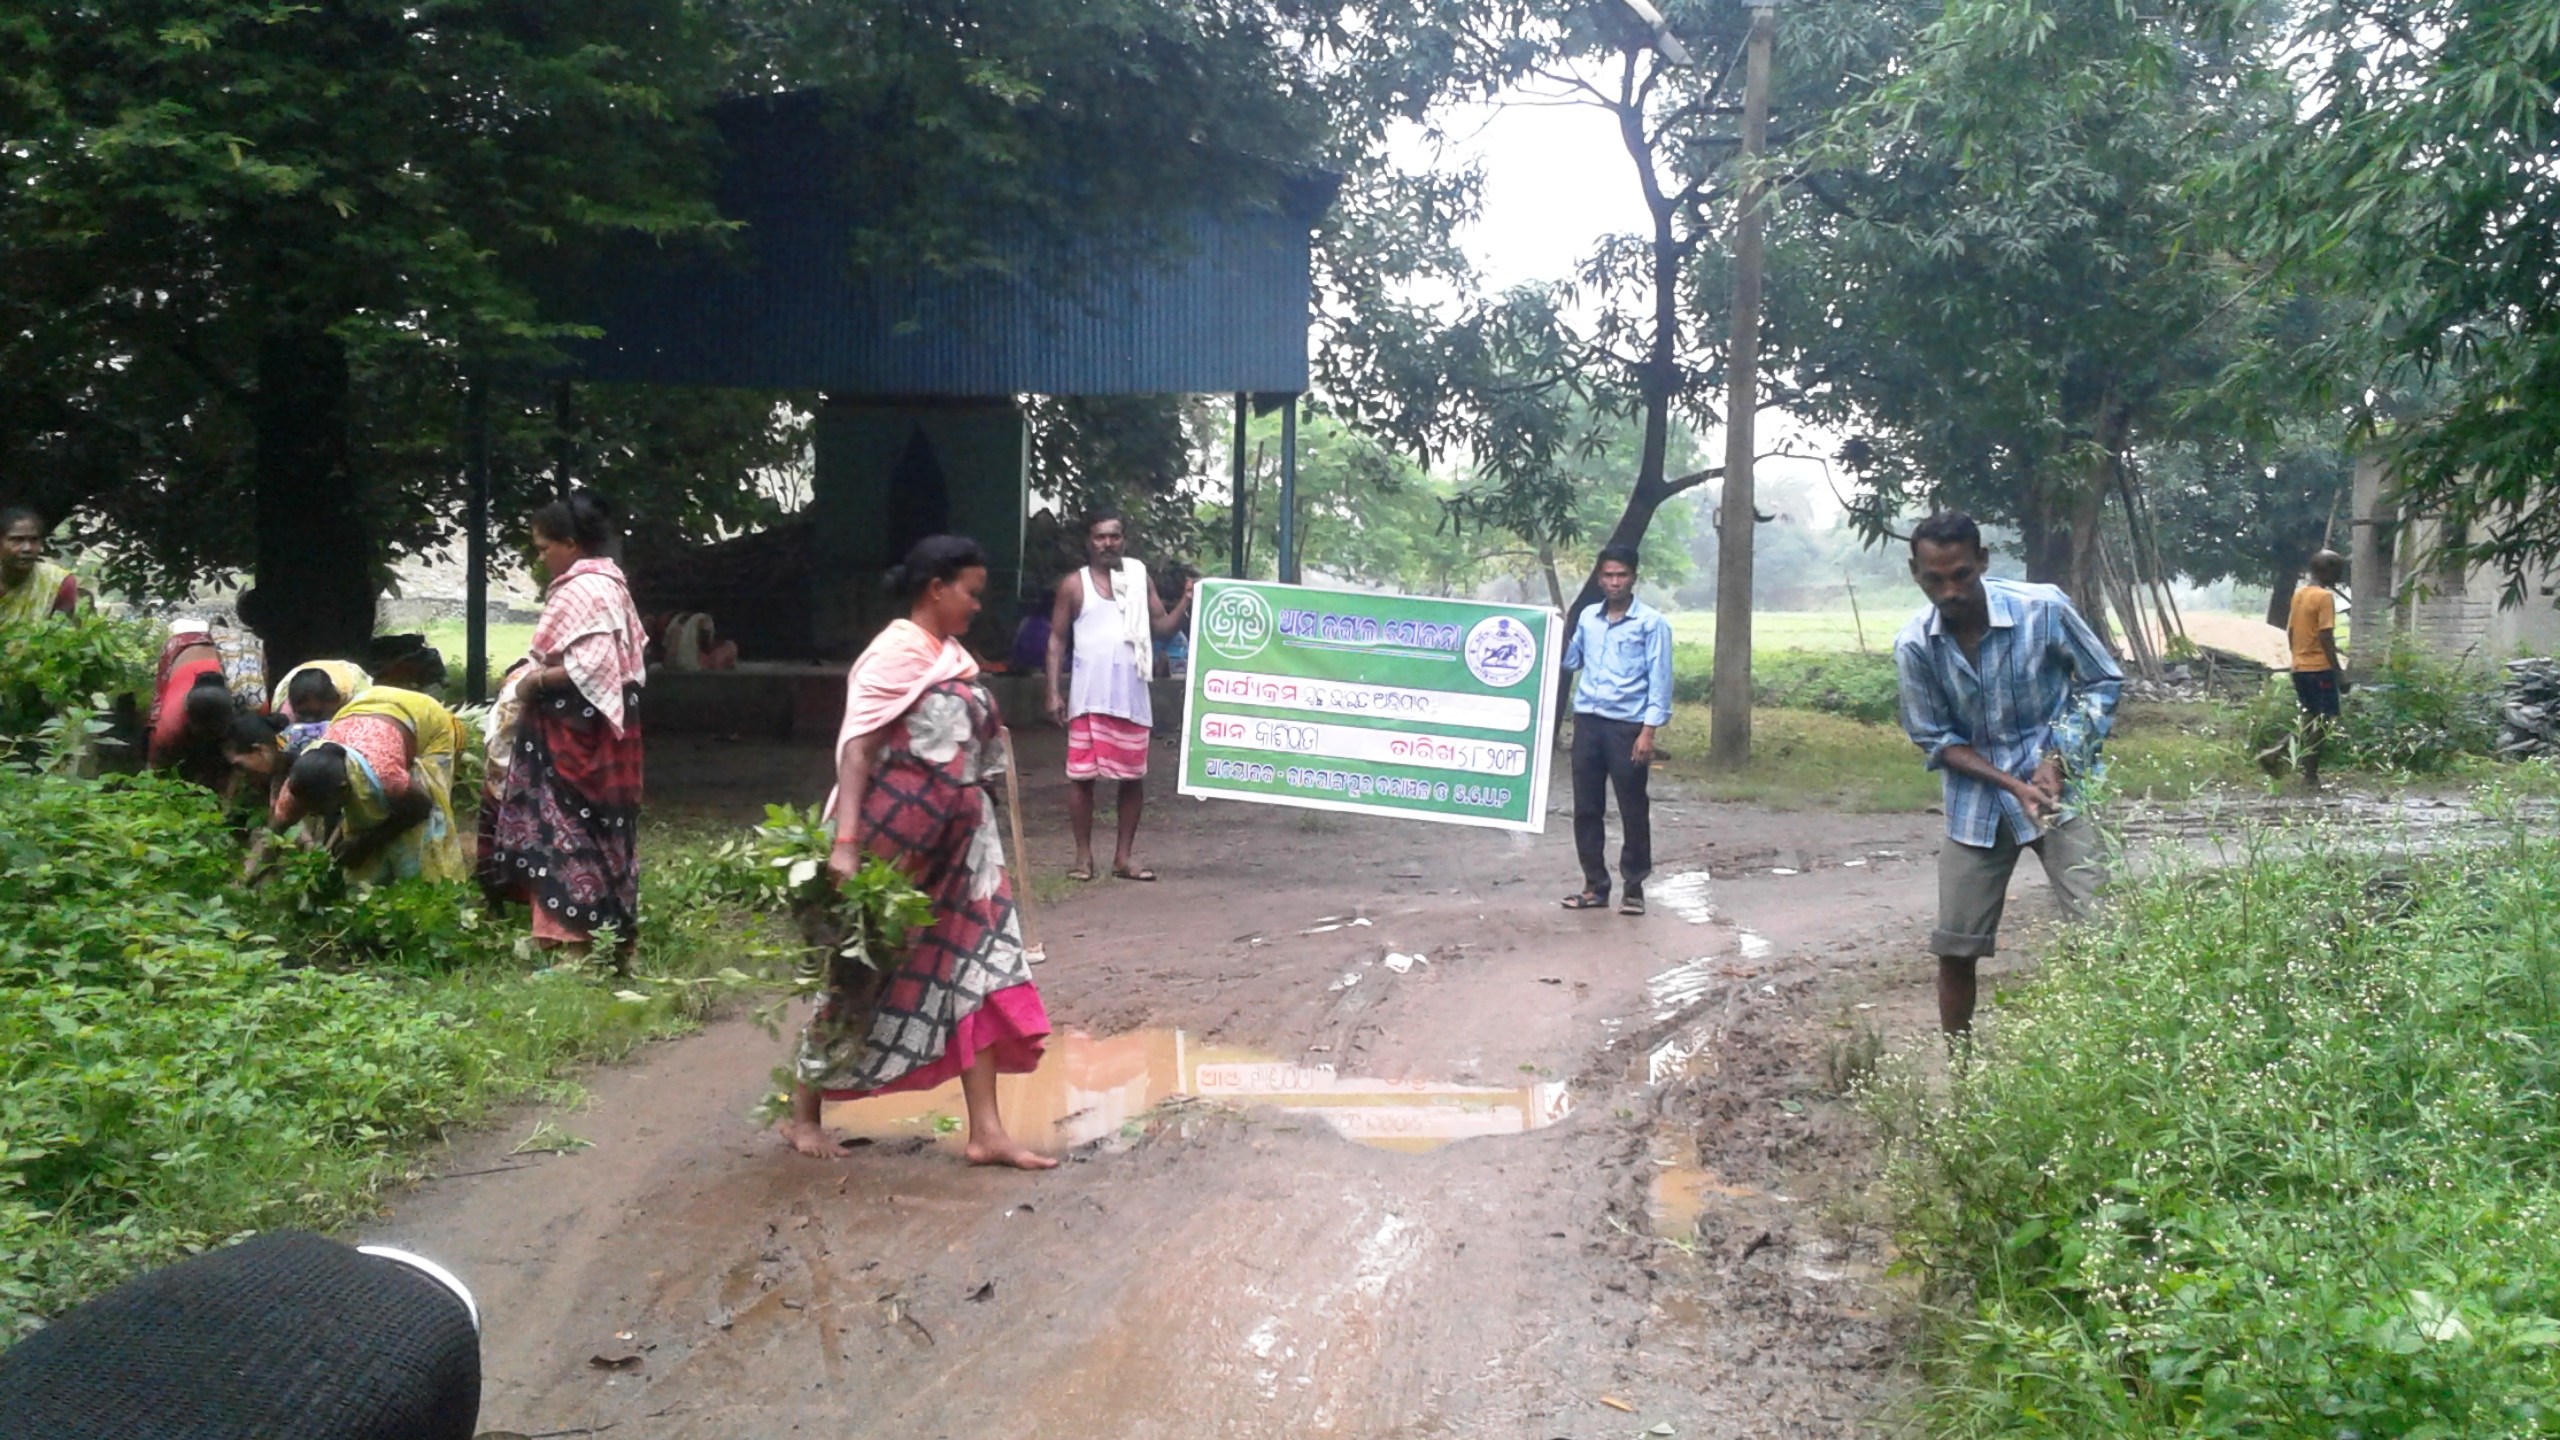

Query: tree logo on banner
1201 586 1276 661
1463 615 1537 688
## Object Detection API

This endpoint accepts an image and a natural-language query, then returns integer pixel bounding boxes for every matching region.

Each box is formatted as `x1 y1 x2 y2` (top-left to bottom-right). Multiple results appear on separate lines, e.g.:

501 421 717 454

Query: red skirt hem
820 982 1050 1101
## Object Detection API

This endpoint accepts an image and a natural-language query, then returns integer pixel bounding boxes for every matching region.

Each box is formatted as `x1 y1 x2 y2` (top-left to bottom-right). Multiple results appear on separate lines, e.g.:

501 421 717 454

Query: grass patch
1655 702 2252 812
0 753 790 1341
406 620 538 675
2108 700 2265 799
1655 707 1943 811
1867 813 2560 1437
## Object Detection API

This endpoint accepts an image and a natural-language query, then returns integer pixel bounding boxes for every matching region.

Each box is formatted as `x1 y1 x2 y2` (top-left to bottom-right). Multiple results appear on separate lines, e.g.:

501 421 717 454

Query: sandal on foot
1113 865 1158 882
1560 890 1610 910
1067 864 1098 882
1619 894 1647 916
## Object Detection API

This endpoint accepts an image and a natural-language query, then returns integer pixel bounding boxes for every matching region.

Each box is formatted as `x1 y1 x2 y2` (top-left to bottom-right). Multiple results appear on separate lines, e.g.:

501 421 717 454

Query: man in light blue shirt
1893 510 2122 1034
1561 544 1675 915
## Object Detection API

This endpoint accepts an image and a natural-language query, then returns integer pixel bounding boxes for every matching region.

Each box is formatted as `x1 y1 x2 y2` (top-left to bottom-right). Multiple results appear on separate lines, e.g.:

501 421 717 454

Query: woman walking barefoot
779 535 1055 1170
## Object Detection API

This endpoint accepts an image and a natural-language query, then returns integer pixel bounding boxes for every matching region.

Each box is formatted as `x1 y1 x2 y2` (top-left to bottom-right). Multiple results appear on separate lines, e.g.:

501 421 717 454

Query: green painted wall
810 396 1026 653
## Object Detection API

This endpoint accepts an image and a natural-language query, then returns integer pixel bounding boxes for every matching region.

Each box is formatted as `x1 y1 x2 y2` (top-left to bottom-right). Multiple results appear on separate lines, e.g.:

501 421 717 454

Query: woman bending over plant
269 685 467 885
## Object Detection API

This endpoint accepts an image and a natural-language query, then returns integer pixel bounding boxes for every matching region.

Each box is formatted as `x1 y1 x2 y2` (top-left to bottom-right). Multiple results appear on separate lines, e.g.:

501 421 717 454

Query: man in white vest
1044 512 1193 881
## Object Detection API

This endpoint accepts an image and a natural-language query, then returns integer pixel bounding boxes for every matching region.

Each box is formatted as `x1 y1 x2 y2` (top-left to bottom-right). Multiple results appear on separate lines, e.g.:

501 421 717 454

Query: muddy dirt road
374 734 2077 1439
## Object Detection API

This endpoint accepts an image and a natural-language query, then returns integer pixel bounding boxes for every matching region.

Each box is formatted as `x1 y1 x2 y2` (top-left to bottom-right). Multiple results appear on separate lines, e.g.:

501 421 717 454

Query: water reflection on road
823 1028 1573 1157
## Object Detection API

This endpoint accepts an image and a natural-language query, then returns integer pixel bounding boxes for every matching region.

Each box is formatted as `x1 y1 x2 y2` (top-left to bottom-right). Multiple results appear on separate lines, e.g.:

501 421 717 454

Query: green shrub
1753 648 1902 724
1670 643 1902 724
2240 646 2499 775
0 751 770 1339
1868 820 2560 1437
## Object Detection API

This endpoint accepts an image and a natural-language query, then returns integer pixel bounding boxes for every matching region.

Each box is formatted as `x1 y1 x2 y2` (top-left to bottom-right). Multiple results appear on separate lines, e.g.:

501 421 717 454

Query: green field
1664 608 1898 653
406 620 538 675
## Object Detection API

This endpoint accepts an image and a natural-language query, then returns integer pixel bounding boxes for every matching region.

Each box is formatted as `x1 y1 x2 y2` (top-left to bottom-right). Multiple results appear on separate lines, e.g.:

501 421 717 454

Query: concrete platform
645 665 1183 743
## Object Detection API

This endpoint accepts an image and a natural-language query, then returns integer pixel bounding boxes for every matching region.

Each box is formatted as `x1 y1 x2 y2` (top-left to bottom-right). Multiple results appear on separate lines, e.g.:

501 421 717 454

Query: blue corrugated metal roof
554 94 1332 396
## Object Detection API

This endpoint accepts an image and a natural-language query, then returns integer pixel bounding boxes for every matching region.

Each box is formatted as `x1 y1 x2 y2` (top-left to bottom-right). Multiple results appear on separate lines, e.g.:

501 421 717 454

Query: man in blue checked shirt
1893 510 2123 1034
1560 544 1674 916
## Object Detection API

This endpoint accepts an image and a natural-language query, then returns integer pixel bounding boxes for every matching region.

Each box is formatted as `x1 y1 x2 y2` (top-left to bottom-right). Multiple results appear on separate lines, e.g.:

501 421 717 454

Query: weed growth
1866 816 2560 1437
0 746 782 1339
2241 645 2500 776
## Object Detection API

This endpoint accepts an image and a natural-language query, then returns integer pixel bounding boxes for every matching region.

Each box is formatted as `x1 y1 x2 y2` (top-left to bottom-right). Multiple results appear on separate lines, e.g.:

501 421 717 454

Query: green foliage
1795 0 2279 598
0 609 155 741
1868 824 2560 1437
0 749 770 1340
2222 0 2560 590
2239 648 2499 775
1751 649 1902 726
1670 645 1902 725
740 804 932 976
2140 432 2354 619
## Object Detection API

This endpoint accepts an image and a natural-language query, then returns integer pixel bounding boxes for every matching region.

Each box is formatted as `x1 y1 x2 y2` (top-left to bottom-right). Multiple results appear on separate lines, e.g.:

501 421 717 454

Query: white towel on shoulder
1113 559 1151 655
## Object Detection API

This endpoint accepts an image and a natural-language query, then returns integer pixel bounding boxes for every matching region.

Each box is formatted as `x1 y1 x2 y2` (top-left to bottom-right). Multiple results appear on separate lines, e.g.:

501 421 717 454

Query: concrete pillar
2347 449 2394 672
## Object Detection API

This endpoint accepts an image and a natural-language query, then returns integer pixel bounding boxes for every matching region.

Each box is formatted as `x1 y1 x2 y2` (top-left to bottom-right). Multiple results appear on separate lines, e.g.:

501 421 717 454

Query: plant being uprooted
1863 809 2560 1437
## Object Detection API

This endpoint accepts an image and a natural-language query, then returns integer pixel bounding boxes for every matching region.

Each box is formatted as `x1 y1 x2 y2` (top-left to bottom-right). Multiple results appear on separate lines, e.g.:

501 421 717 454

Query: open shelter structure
464 91 1332 710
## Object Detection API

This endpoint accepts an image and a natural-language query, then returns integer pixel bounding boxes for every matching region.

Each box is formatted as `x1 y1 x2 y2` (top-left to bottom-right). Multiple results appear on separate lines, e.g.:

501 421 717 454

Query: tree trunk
2264 557 2298 630
1538 541 1566 614
248 325 374 678
2018 478 2113 646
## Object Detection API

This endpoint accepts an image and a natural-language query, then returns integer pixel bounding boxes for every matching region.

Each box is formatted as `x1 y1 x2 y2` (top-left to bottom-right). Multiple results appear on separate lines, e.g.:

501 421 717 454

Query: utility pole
464 369 492 704
1278 394 1301 585
1709 3 1776 770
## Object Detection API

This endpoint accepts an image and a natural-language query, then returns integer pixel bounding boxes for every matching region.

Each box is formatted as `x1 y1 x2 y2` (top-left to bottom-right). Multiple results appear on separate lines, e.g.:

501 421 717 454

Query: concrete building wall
2391 514 2560 663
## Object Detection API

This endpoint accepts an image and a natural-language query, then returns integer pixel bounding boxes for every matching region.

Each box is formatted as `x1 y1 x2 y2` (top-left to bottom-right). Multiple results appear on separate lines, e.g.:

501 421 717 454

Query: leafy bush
1670 643 1902 724
1752 648 1902 724
0 610 155 758
0 753 767 1339
1868 818 2560 1437
2241 645 2500 774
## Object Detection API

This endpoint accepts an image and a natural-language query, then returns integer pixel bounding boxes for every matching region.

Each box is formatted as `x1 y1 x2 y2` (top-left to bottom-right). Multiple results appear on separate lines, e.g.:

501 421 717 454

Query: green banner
1175 580 1562 832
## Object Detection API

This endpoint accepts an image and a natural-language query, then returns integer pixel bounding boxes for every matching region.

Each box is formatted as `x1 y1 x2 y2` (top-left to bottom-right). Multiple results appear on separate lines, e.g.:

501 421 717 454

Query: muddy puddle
1650 1151 1783 1237
823 1027 1572 1156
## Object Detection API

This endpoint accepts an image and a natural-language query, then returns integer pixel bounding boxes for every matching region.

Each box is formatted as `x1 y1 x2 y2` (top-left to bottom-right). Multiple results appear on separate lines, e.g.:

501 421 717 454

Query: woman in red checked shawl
778 534 1054 1169
480 492 647 967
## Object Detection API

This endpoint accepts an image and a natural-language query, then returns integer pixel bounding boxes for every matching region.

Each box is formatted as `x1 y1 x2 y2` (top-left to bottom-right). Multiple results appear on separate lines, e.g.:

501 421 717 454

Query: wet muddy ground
380 732 2078 1439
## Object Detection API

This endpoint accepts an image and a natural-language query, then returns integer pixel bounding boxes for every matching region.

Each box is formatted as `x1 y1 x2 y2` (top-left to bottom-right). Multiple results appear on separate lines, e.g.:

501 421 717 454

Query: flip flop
1560 891 1609 910
1113 866 1158 882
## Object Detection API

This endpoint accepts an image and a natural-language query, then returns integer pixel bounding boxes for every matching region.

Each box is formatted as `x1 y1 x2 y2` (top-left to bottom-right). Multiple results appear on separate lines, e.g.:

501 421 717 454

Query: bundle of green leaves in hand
747 804 933 997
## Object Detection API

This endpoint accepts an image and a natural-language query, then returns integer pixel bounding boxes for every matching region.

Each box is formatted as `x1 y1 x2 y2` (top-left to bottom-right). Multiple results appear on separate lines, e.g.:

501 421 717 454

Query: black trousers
1571 713 1652 898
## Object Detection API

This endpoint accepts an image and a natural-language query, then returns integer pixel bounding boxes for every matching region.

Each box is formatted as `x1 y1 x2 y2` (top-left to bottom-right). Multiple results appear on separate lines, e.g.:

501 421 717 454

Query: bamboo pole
1002 747 1043 965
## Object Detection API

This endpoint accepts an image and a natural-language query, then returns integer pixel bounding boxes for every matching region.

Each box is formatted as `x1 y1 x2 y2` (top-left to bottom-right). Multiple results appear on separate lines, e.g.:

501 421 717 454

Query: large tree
2225 0 2560 590
1313 1 1895 629
1790 0 2279 618
2 0 1343 670
2140 433 2353 626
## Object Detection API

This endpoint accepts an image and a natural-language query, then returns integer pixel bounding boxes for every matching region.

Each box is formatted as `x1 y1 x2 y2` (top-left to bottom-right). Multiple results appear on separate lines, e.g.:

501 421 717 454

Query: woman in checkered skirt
779 535 1054 1169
